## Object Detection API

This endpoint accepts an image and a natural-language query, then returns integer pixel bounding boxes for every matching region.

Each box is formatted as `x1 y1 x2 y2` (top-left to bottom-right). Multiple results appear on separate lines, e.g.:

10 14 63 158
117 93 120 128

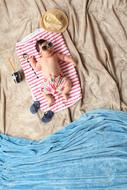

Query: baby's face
39 41 54 57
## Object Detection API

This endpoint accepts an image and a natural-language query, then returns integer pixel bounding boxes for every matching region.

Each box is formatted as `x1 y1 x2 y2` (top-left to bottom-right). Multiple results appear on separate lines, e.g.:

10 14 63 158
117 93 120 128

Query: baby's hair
35 39 47 52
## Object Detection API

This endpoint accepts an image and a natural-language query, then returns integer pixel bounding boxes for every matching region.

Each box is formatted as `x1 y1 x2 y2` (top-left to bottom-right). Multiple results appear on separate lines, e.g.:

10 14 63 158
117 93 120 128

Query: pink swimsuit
41 74 67 95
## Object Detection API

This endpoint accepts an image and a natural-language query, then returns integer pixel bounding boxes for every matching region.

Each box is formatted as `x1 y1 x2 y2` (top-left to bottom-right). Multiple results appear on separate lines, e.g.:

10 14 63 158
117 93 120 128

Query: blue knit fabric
1 109 127 190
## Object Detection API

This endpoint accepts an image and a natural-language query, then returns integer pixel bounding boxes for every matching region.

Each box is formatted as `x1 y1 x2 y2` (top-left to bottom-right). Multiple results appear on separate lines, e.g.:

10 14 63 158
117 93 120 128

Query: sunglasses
41 42 53 51
22 53 39 78
23 53 29 60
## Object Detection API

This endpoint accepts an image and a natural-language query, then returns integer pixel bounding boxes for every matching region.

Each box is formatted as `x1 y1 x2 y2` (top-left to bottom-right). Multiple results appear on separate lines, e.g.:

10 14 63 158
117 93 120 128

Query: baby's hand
29 56 36 64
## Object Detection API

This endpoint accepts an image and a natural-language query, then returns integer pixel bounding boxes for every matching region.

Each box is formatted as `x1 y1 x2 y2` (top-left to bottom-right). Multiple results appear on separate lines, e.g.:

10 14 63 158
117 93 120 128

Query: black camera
12 71 24 83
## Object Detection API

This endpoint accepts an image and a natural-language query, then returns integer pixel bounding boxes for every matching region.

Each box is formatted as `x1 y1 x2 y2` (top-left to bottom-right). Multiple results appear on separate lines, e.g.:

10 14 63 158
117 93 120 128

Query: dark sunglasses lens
42 46 48 51
48 42 53 48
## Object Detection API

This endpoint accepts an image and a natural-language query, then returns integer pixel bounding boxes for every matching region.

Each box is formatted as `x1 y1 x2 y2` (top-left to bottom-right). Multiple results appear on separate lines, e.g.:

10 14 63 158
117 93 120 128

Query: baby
30 39 76 106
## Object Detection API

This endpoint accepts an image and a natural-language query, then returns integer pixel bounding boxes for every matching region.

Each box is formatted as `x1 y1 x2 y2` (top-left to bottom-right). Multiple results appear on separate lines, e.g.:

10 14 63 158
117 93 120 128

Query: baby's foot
62 93 69 100
46 94 55 106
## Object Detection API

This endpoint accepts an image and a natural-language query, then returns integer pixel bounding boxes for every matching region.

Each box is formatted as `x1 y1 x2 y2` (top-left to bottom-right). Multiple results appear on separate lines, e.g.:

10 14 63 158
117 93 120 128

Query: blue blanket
1 109 127 190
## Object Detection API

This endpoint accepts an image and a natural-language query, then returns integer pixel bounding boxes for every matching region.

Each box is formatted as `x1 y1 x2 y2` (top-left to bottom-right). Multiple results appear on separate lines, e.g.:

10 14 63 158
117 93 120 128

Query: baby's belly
42 67 62 78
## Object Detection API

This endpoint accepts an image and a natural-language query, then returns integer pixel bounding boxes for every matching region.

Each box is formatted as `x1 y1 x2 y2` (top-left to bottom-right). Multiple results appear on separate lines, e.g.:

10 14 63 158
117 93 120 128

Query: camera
12 71 24 83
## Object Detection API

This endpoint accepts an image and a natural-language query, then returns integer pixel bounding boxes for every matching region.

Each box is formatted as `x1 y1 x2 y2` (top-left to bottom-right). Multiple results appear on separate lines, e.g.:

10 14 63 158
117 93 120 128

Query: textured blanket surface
0 0 127 139
0 109 127 190
16 28 81 113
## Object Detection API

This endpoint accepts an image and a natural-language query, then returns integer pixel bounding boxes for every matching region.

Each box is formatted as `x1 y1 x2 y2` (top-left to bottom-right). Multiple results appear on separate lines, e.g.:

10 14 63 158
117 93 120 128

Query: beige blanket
0 0 127 140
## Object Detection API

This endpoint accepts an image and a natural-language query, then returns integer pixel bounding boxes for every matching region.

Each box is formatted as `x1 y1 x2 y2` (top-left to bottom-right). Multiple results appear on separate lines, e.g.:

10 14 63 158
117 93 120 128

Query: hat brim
39 8 68 33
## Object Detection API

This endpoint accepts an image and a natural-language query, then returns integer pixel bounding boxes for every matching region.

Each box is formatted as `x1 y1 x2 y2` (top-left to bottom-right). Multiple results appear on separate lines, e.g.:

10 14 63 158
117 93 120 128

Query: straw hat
39 8 68 33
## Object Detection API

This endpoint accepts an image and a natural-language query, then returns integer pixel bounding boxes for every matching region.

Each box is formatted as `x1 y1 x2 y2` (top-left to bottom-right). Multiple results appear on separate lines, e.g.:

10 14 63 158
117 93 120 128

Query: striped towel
16 29 81 112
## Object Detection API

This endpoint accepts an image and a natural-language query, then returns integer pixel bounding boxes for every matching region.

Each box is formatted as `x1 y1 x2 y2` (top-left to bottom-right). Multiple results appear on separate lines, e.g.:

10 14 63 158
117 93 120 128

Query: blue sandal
41 110 54 123
30 101 40 114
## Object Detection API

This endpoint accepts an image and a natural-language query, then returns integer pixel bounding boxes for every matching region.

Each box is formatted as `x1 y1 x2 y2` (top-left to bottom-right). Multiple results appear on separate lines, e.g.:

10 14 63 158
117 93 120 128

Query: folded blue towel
0 109 127 190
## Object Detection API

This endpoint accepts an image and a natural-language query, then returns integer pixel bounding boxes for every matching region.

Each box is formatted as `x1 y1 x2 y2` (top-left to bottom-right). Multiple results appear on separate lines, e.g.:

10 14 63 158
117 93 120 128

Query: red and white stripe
16 29 81 112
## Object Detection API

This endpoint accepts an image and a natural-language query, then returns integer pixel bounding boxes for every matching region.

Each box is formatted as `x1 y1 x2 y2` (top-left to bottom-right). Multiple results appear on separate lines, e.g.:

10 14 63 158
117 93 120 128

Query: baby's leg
62 78 72 100
43 93 55 106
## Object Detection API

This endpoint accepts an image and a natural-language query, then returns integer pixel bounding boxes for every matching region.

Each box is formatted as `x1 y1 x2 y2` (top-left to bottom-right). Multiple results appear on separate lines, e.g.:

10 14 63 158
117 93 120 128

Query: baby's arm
57 53 77 67
29 56 41 71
